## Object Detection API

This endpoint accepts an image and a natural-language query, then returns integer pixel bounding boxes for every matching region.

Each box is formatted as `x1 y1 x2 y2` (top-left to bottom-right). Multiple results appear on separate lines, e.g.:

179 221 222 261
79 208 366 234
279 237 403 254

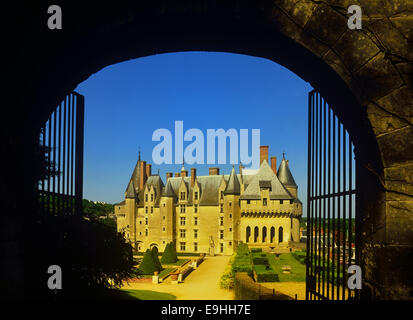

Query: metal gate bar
38 92 84 216
306 90 357 300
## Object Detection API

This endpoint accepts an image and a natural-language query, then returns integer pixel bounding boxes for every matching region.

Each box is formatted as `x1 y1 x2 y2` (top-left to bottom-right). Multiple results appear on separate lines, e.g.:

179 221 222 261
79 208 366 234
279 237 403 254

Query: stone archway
5 1 412 299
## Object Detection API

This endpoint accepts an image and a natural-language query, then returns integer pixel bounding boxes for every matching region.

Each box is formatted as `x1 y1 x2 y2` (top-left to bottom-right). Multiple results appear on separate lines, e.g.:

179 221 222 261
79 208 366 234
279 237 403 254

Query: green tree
151 246 163 271
160 242 178 264
138 249 161 275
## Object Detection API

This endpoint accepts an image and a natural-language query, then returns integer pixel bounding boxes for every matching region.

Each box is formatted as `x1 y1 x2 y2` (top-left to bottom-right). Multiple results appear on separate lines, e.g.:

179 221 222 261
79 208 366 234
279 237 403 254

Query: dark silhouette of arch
278 227 283 243
270 227 275 243
246 226 251 243
254 227 259 243
262 226 267 243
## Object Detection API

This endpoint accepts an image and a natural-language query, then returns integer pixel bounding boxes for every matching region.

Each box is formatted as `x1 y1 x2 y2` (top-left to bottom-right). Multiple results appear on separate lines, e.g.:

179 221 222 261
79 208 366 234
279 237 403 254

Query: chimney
175 172 181 177
166 172 173 181
139 161 147 190
271 156 277 175
146 163 152 177
239 164 244 176
286 160 289 166
209 167 220 175
181 170 188 177
260 146 269 165
191 168 196 188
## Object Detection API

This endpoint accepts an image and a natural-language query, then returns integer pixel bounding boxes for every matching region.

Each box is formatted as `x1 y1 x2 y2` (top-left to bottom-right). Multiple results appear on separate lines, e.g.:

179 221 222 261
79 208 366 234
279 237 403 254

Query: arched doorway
278 227 283 244
262 227 267 243
270 227 275 243
246 226 251 243
10 2 411 300
254 227 259 243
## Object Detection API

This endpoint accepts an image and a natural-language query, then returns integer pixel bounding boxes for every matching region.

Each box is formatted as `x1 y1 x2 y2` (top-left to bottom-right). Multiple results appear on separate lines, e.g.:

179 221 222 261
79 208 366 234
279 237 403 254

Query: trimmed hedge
252 257 269 265
253 265 279 282
291 250 306 265
151 246 163 271
236 243 250 255
160 242 178 264
138 249 161 275
250 248 262 253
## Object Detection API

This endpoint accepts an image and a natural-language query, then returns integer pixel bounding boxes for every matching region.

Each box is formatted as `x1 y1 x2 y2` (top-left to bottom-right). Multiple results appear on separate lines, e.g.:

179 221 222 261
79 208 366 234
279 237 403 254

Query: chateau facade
115 146 302 255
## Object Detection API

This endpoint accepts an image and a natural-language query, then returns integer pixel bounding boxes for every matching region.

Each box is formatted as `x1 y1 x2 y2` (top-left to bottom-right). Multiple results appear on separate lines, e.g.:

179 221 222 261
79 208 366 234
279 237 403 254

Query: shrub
291 250 306 265
252 257 269 265
138 249 161 275
236 243 250 255
253 265 279 282
160 242 178 264
251 248 262 253
151 246 163 271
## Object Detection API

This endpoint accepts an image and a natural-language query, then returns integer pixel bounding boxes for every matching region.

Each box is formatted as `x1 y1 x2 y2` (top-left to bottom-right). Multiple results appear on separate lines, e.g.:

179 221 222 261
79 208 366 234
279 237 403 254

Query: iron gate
38 92 84 216
306 90 358 300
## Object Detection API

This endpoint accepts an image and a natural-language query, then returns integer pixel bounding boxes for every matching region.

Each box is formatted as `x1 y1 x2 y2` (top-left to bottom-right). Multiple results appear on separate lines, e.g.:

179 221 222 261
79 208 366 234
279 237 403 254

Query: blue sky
75 52 312 211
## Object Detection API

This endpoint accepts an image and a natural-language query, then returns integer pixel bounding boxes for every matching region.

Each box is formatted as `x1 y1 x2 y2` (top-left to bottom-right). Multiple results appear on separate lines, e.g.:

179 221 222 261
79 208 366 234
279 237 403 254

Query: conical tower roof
224 166 240 195
125 180 136 198
162 180 177 198
277 155 297 188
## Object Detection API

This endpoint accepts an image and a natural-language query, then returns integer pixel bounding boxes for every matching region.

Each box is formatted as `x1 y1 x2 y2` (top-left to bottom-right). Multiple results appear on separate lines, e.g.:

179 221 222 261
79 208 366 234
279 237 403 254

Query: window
247 200 251 204
180 217 186 226
145 206 148 213
139 221 142 224
220 191 224 200
151 206 153 213
229 202 232 207
229 241 232 246
180 229 186 238
145 194 148 202
162 227 166 232
194 229 198 239
139 232 142 236
145 229 148 236
280 200 284 204
163 216 166 220
220 217 224 226
194 192 198 200
163 203 165 207
145 217 148 225
194 204 198 213
263 198 267 206
180 242 186 251
229 228 232 232
151 194 154 201
194 243 198 252
194 217 198 226
220 204 224 213
180 205 186 213
229 214 232 218
290 200 294 204
220 230 224 239
220 243 224 253
180 192 185 200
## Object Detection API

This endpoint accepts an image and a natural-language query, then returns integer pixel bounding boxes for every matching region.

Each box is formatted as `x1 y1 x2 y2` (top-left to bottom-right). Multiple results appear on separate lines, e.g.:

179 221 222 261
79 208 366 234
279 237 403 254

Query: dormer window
151 194 154 202
194 192 198 200
263 198 267 206
145 194 148 202
220 191 224 200
180 192 185 200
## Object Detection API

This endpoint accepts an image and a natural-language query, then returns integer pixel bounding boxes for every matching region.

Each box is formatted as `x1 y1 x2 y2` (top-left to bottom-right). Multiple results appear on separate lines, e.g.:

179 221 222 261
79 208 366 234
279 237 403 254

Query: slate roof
125 180 136 198
224 166 241 195
240 160 293 200
277 158 298 187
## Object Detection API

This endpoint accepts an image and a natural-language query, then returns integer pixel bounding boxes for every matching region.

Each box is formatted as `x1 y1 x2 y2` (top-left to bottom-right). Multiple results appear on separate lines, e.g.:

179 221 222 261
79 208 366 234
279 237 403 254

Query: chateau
115 146 302 255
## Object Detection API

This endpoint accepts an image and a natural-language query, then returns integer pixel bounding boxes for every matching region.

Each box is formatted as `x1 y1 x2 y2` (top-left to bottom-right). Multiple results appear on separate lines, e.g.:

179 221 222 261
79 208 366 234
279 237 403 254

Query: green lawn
120 289 177 300
88 289 177 300
267 252 306 282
